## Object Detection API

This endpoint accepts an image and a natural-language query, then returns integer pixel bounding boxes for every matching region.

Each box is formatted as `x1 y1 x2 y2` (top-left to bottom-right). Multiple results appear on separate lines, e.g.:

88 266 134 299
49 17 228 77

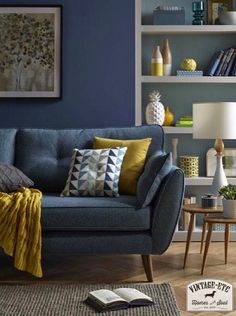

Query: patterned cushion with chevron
61 147 127 197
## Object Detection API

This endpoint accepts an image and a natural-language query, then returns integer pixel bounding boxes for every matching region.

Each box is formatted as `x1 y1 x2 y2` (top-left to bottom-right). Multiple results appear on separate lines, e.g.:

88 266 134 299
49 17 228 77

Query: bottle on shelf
162 38 172 76
151 45 163 76
163 106 174 126
192 1 204 25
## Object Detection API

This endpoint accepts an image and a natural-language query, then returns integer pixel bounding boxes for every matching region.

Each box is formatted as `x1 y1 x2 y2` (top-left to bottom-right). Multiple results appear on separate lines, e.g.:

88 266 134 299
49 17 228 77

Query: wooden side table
201 216 236 274
182 204 223 269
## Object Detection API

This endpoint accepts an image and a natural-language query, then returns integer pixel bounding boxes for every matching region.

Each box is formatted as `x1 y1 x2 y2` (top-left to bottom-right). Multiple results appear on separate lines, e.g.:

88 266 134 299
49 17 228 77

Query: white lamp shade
193 102 236 139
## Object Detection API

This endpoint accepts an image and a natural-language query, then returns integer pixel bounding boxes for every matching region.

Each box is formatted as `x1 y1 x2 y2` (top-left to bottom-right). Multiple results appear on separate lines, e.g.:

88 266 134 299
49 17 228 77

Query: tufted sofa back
0 126 164 193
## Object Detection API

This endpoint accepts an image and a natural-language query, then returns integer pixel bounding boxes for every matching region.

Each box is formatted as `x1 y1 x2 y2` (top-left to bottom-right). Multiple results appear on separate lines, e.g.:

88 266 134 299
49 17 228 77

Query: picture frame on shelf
206 148 236 176
0 5 62 98
207 0 233 24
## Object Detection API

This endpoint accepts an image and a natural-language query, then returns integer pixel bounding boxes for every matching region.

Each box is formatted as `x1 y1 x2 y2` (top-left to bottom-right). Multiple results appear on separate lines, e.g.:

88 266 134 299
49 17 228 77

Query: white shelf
185 177 236 186
163 126 193 134
141 25 236 35
141 76 236 83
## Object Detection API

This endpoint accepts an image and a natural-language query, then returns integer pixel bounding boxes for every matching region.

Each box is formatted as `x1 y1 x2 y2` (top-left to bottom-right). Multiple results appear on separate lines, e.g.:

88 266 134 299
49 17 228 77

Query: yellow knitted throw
0 187 42 278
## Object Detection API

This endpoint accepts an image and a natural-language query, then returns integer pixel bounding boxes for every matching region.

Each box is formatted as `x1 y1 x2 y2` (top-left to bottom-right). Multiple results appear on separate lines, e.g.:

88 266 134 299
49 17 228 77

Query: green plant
219 184 236 200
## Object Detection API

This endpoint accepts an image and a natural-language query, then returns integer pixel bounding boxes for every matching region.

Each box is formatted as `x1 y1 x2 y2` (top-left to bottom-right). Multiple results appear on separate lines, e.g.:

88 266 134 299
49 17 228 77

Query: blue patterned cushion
61 147 127 197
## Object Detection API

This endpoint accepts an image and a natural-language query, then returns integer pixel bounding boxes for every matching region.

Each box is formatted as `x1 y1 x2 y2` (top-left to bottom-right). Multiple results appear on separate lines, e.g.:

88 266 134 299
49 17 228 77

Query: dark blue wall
0 0 135 128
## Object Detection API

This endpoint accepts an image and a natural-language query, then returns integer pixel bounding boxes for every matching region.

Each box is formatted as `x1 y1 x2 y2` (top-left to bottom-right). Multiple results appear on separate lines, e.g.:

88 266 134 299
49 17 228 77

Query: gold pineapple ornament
145 90 165 125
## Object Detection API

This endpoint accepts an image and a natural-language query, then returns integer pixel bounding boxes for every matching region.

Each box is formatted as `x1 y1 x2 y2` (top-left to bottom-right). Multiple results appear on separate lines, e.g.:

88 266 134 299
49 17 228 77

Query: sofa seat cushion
41 194 151 232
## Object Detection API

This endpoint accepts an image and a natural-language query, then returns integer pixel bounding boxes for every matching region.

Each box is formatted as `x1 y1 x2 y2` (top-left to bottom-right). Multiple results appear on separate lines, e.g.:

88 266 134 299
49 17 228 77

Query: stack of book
175 116 193 127
206 47 236 76
177 70 203 76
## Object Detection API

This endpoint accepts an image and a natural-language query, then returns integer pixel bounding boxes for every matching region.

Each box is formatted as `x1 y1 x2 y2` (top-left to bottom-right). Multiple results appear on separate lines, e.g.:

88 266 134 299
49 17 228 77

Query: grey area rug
0 283 180 316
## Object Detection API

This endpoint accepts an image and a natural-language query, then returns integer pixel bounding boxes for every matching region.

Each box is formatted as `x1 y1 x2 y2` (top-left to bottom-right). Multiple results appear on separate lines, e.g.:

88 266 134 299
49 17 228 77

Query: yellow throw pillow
93 137 152 195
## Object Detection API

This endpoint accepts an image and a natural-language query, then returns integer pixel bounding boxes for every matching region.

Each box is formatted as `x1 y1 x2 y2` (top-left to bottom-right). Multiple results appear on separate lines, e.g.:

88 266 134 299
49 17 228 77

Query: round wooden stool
182 204 223 269
201 216 236 274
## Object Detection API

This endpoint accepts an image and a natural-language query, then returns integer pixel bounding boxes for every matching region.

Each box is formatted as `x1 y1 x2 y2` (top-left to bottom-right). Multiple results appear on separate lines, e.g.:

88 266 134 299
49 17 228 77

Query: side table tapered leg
225 224 230 264
183 213 195 269
200 214 208 254
201 222 213 275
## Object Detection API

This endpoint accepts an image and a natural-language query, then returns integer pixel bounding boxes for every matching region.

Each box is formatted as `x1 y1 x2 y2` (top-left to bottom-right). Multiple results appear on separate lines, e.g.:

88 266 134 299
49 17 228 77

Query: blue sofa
0 126 184 281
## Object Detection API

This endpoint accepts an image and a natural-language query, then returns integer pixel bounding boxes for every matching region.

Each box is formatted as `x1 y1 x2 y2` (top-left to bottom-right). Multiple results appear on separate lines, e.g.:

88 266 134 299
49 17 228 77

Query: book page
113 288 153 304
89 289 127 306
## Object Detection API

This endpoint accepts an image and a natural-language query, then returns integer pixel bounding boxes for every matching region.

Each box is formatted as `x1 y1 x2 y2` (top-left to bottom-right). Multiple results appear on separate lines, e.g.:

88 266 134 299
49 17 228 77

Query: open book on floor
85 287 154 312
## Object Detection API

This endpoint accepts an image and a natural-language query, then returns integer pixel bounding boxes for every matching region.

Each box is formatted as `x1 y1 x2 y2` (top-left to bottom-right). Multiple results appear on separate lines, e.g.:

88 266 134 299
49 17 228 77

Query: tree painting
0 13 55 92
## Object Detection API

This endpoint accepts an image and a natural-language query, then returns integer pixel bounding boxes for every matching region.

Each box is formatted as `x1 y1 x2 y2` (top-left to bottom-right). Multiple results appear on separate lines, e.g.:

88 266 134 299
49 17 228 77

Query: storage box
153 6 185 25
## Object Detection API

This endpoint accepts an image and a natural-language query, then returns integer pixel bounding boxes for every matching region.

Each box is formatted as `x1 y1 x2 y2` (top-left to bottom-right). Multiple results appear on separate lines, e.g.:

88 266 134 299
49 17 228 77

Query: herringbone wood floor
0 242 236 315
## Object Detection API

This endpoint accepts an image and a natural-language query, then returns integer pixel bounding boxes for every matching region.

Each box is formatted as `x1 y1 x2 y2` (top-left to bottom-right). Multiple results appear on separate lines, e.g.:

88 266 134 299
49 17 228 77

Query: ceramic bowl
219 11 236 25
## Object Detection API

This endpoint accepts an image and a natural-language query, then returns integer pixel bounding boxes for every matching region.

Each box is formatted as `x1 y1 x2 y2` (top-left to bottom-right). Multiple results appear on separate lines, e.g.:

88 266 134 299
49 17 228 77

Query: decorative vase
145 90 165 125
151 46 163 76
223 199 236 218
179 156 199 177
162 38 172 76
192 1 204 25
163 106 174 126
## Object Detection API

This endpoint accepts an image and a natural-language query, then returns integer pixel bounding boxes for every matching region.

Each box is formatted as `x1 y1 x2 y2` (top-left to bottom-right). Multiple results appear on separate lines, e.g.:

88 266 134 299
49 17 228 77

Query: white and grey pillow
61 147 127 197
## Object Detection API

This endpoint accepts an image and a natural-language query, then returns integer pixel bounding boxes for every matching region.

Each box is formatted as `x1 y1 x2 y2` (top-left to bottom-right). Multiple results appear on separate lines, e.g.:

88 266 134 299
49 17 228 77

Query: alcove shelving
135 0 236 241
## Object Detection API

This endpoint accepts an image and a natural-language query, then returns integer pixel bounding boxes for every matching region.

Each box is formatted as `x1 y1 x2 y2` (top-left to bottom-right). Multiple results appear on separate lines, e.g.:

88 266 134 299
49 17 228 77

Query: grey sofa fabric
15 126 164 192
151 166 185 254
42 231 152 254
42 195 151 231
0 129 17 164
0 126 184 257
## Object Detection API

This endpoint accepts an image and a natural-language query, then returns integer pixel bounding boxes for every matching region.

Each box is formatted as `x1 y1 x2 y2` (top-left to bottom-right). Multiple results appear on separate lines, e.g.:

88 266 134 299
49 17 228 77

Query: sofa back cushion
14 126 164 193
0 129 17 165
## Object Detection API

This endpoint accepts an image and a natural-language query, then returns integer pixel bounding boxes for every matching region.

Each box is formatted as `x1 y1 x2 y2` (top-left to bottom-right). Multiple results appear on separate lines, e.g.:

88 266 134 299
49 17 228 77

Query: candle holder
192 1 205 25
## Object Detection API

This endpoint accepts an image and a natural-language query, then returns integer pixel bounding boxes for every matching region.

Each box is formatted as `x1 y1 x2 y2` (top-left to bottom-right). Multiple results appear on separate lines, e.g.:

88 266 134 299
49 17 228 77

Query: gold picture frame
208 0 233 24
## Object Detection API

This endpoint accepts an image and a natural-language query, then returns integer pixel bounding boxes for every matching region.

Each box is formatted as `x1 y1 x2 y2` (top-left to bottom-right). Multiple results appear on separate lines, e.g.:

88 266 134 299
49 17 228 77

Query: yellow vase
163 106 174 126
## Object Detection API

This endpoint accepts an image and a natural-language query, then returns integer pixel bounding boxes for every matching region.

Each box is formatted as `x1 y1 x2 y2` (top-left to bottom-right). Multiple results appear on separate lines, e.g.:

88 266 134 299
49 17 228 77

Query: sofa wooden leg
141 255 153 282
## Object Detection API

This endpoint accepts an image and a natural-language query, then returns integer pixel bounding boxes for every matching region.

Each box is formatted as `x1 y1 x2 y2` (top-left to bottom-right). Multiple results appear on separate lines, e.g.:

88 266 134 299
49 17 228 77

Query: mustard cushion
93 137 152 195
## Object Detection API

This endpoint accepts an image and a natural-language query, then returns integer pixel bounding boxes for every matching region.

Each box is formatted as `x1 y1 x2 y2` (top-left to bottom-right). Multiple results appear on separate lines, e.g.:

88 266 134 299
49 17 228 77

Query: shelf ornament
145 90 165 125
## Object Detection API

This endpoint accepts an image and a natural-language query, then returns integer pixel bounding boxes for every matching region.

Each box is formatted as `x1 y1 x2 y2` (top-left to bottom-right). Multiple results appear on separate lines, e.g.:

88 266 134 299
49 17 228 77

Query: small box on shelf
153 6 185 25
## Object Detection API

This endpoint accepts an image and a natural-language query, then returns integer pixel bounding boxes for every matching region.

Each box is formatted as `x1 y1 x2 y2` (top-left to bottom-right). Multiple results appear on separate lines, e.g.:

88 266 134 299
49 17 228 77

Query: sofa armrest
151 166 185 254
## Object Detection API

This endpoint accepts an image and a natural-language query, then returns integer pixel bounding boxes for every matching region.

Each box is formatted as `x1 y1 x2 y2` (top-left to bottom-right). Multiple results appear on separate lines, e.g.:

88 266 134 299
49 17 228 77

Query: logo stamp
187 279 233 312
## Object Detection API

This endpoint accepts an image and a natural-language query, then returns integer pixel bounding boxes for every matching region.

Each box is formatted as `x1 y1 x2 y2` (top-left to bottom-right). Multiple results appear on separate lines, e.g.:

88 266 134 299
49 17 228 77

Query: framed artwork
0 6 62 98
208 0 233 24
207 148 236 177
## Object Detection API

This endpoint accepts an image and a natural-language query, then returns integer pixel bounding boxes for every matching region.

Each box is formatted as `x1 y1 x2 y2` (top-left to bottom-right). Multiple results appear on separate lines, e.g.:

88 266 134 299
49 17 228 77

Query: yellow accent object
0 187 42 278
151 62 163 76
93 137 152 195
180 58 197 71
163 106 174 126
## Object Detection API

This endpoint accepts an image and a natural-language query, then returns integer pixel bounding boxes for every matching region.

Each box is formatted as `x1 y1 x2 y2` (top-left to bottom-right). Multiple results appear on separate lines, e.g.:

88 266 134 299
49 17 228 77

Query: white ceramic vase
223 199 236 219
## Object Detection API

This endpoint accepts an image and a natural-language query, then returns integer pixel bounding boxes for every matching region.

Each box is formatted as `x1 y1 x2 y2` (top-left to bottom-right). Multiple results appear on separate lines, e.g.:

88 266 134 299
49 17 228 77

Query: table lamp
193 102 236 198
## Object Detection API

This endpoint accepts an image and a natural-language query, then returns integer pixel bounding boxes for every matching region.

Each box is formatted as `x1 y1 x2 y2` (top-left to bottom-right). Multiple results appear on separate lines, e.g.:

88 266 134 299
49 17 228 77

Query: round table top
182 204 223 214
204 216 236 224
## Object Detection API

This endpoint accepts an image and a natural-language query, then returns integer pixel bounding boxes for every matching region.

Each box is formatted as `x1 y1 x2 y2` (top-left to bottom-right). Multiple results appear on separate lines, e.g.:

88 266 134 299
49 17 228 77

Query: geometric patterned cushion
61 147 127 197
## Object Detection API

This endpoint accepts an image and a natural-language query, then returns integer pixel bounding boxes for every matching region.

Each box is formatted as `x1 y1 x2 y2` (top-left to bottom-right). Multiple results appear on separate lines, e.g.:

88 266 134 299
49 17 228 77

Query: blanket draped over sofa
0 187 42 277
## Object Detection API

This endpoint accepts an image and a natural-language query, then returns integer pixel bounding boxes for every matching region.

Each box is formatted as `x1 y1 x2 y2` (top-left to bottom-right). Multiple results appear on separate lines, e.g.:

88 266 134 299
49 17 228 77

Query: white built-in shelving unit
136 0 236 241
